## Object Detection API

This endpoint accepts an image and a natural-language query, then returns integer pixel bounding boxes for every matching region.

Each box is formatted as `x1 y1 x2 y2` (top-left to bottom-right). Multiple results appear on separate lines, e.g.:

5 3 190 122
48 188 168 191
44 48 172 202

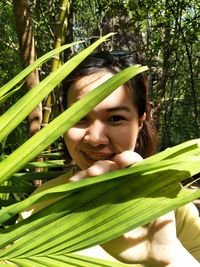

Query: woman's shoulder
19 171 73 220
175 202 200 229
175 203 200 261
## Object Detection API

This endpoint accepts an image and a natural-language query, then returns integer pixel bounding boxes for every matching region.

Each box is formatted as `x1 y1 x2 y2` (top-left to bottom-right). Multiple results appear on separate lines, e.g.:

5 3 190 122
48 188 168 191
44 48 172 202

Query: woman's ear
139 112 146 129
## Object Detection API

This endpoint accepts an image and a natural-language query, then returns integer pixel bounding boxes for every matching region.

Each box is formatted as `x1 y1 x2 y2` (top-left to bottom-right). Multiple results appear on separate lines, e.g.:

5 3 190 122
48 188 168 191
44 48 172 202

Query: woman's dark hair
62 51 158 158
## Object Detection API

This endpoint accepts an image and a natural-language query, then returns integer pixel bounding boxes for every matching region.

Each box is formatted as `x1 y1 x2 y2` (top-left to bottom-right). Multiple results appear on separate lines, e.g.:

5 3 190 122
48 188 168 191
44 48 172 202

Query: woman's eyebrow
106 106 131 112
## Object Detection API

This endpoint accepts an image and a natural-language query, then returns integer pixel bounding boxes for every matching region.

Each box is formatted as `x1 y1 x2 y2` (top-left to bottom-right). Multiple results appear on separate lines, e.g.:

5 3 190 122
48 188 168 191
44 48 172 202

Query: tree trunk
13 0 42 137
13 0 43 187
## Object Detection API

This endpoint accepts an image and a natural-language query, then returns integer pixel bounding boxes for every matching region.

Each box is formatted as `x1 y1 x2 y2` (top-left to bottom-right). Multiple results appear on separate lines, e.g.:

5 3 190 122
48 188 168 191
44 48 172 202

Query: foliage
72 0 200 148
1 0 199 154
0 87 200 265
0 1 26 155
0 41 200 265
0 1 200 263
4 35 198 266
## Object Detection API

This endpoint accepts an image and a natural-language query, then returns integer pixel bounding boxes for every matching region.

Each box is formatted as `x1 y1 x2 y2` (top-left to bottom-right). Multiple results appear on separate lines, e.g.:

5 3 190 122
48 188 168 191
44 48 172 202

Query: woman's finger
69 151 143 182
69 160 119 181
113 150 143 168
87 160 119 177
68 169 88 182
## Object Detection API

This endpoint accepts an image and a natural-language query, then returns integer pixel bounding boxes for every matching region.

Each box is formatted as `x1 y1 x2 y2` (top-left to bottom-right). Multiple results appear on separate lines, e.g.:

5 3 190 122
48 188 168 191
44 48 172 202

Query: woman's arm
102 211 200 266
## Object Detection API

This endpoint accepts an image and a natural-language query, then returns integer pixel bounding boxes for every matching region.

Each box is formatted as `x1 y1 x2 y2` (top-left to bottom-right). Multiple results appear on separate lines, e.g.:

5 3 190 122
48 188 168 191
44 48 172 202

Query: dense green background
0 2 200 265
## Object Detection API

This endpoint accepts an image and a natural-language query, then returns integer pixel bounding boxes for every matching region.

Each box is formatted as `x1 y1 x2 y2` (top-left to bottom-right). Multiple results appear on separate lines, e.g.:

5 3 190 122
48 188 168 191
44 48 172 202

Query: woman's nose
83 121 109 146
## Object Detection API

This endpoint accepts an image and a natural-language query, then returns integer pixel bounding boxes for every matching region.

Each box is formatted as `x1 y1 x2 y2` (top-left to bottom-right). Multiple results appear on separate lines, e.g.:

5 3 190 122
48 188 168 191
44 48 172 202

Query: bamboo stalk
40 0 71 177
42 0 70 126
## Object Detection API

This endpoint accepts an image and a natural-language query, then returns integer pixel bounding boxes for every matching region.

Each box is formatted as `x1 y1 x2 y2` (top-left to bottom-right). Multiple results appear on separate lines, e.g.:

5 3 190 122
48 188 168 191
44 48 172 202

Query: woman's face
64 71 143 170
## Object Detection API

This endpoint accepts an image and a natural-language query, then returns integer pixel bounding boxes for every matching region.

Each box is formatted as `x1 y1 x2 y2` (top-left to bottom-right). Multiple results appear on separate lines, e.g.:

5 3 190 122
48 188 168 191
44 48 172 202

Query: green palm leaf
10 254 136 267
0 42 81 99
0 33 116 143
0 139 199 266
0 34 200 267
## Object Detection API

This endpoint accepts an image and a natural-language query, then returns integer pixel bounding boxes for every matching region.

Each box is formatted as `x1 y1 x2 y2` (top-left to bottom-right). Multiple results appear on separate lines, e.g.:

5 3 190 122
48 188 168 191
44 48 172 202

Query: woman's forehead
70 70 112 90
67 71 133 106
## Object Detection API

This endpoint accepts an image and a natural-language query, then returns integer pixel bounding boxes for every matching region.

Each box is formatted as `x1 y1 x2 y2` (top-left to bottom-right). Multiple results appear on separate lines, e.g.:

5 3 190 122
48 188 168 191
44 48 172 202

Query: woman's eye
109 115 125 123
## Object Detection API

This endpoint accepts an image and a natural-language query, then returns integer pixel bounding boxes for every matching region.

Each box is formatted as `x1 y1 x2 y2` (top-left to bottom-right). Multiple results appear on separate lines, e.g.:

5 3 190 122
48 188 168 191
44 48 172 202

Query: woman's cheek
64 127 85 149
111 125 139 152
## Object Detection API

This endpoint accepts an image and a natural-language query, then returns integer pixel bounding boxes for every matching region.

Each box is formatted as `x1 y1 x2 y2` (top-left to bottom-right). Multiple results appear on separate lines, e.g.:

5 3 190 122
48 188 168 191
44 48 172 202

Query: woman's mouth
81 150 115 162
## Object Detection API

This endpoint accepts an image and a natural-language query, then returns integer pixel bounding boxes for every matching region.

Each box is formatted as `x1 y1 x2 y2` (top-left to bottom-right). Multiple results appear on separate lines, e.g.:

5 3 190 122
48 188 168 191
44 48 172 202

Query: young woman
23 51 200 266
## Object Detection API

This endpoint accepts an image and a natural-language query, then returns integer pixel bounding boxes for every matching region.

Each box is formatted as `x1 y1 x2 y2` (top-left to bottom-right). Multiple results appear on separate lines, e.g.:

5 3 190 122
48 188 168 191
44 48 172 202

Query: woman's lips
81 150 115 162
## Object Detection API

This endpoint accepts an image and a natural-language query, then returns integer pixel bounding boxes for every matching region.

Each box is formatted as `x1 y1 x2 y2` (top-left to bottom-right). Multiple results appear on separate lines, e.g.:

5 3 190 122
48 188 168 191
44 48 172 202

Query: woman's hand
69 150 143 182
102 211 200 267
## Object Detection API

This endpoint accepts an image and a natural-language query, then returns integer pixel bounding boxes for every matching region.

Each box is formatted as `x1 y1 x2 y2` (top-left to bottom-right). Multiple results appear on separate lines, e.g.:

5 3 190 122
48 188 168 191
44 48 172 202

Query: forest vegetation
1 0 199 154
0 0 199 266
